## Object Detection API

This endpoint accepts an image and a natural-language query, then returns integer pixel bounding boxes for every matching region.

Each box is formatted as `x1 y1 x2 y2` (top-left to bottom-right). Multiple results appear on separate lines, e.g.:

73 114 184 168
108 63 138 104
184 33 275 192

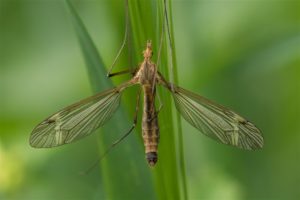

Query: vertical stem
165 0 188 199
128 0 183 199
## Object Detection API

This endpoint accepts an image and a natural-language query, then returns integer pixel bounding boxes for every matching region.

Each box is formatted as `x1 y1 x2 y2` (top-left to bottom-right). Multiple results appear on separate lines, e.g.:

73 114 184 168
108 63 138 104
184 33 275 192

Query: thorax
134 60 157 85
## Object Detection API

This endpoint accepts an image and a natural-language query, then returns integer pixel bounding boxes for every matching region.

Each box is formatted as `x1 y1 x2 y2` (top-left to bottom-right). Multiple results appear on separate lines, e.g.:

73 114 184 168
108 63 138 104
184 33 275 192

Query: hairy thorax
134 60 157 85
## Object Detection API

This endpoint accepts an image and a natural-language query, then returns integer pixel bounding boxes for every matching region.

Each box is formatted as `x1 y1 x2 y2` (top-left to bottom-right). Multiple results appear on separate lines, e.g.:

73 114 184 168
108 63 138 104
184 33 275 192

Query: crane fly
30 41 264 166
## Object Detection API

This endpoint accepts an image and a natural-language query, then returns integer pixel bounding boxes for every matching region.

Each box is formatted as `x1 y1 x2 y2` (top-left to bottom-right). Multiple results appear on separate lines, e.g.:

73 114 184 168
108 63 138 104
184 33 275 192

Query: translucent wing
170 85 263 150
30 82 134 148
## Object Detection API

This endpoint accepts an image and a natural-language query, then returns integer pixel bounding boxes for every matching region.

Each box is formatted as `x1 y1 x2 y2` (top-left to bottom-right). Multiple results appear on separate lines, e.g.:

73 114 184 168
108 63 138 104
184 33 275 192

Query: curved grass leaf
65 1 154 199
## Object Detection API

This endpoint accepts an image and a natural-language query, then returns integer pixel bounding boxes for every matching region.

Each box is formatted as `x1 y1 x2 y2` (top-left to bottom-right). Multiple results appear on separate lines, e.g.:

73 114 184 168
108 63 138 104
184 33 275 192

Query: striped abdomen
142 85 159 166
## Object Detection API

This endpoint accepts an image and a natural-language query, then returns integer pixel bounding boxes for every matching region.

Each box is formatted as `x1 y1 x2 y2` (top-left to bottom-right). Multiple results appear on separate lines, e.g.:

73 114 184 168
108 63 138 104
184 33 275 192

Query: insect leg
81 87 142 174
106 86 142 148
107 0 129 77
98 87 142 157
156 91 163 114
107 67 137 78
163 0 175 92
151 11 165 93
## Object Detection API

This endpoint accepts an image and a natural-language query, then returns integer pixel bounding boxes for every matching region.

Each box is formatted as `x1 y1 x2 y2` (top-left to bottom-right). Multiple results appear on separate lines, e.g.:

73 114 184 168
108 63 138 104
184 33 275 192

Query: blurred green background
1 0 299 200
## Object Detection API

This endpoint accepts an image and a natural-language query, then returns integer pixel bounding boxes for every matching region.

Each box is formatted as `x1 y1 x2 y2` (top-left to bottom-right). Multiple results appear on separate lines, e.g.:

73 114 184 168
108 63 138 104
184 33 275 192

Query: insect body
136 44 160 166
30 41 264 166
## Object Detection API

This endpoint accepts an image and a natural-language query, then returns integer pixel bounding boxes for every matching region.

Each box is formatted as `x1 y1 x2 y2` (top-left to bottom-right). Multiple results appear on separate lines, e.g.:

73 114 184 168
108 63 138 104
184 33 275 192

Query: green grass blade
128 1 185 199
166 0 188 199
65 1 155 199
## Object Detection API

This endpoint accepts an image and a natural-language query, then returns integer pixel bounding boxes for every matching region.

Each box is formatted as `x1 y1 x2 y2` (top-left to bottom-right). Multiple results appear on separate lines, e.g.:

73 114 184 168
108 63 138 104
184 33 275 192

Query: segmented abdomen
142 85 159 166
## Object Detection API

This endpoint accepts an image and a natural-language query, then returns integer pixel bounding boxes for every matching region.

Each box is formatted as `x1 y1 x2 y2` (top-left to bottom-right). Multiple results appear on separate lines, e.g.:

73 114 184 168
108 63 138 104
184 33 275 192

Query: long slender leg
163 0 175 92
156 91 163 114
149 1 166 121
81 87 142 175
107 0 129 77
108 67 137 78
151 10 165 94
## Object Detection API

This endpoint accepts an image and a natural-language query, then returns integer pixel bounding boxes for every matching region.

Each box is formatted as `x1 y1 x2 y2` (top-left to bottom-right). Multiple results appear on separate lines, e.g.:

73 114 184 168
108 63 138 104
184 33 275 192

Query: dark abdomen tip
146 152 157 167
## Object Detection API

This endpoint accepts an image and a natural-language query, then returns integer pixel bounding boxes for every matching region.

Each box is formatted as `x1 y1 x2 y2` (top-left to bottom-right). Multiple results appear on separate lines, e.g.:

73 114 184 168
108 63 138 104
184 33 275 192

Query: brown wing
30 81 135 148
157 74 263 150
